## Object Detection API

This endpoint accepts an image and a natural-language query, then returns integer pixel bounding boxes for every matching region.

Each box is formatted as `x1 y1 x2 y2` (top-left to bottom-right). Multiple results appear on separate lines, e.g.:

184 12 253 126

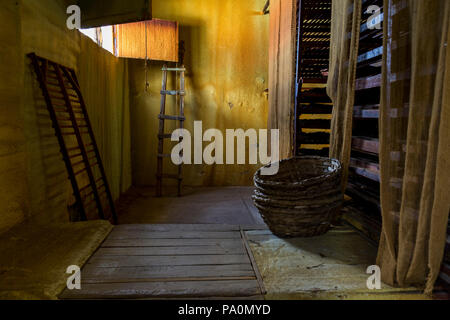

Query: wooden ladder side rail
63 68 117 224
27 53 87 221
177 66 186 197
156 66 169 197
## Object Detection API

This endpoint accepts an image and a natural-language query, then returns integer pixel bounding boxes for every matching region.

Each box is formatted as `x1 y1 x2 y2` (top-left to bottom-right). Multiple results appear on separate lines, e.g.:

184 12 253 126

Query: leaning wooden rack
28 53 117 223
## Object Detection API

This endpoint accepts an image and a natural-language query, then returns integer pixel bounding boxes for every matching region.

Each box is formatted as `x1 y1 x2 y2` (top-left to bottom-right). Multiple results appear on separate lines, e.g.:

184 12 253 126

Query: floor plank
87 254 251 268
101 238 244 248
60 224 264 299
96 245 246 256
60 280 261 299
114 224 242 232
82 264 255 280
108 230 241 240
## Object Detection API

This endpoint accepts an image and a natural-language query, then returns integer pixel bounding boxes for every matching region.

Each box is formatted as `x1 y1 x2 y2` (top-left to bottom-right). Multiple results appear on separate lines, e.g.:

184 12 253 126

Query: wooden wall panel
116 19 179 62
268 0 297 159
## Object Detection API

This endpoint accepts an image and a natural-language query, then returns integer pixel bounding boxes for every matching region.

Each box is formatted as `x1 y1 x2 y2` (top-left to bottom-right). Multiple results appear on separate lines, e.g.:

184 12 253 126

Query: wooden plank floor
60 224 265 299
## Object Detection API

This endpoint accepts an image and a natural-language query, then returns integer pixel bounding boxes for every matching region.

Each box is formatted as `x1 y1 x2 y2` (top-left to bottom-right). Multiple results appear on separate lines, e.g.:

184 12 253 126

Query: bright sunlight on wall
80 26 114 55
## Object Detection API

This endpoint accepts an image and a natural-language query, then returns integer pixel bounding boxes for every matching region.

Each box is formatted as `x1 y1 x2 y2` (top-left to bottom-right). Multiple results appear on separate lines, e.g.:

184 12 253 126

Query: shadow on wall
25 58 73 225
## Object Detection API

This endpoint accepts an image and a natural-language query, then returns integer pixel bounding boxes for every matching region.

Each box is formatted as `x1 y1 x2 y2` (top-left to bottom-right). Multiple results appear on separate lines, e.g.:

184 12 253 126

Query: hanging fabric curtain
268 0 297 160
326 0 362 191
377 0 450 294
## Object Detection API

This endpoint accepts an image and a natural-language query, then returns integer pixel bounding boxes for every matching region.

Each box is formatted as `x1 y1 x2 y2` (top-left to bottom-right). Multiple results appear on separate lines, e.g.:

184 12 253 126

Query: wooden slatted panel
28 53 117 223
294 0 333 156
116 19 179 62
59 224 265 299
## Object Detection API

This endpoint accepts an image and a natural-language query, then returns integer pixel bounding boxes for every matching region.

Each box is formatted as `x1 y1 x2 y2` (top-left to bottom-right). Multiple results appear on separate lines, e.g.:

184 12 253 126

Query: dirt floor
116 186 266 226
247 227 427 299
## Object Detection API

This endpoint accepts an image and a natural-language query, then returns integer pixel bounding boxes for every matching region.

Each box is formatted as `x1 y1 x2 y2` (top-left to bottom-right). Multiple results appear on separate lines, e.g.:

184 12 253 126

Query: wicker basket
252 156 343 238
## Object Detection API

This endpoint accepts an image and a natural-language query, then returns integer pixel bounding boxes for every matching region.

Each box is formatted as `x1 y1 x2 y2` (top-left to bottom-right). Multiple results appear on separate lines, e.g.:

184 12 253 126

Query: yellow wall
0 0 27 234
130 0 270 186
0 0 269 233
0 0 131 233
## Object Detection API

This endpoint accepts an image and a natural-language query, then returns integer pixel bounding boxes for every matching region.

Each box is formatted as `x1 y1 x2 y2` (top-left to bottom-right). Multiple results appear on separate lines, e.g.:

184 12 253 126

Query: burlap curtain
327 0 362 191
328 0 450 293
377 0 450 294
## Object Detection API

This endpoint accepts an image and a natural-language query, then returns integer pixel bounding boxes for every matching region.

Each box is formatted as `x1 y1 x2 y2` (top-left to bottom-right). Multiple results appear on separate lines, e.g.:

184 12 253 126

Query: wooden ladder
156 65 186 197
28 53 117 224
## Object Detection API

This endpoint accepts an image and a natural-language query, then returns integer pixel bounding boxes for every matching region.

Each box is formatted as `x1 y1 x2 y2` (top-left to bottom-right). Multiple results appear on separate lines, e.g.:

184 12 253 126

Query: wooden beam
79 0 152 28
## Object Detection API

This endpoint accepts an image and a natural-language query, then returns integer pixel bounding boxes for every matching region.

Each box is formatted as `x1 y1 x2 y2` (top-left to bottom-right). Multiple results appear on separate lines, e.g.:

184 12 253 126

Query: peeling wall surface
130 0 270 186
0 0 131 234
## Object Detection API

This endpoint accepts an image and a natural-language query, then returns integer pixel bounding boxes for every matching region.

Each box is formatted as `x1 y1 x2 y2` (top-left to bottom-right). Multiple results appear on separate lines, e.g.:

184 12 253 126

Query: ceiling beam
78 0 152 28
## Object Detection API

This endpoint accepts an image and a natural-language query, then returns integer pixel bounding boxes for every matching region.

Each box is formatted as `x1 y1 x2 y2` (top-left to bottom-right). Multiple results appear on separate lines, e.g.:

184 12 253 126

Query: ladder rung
67 143 93 152
69 152 82 159
46 78 72 87
47 88 78 99
158 115 185 121
79 183 92 193
49 95 80 104
53 108 69 113
157 153 171 158
74 162 98 176
157 174 183 180
46 82 62 89
82 190 94 199
60 125 88 129
74 167 87 176
161 90 185 96
71 158 85 167
162 67 186 72
56 117 84 121
52 105 83 113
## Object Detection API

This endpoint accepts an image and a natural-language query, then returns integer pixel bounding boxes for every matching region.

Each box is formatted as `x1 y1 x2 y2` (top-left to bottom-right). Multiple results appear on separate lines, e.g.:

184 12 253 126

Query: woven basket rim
254 156 341 188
